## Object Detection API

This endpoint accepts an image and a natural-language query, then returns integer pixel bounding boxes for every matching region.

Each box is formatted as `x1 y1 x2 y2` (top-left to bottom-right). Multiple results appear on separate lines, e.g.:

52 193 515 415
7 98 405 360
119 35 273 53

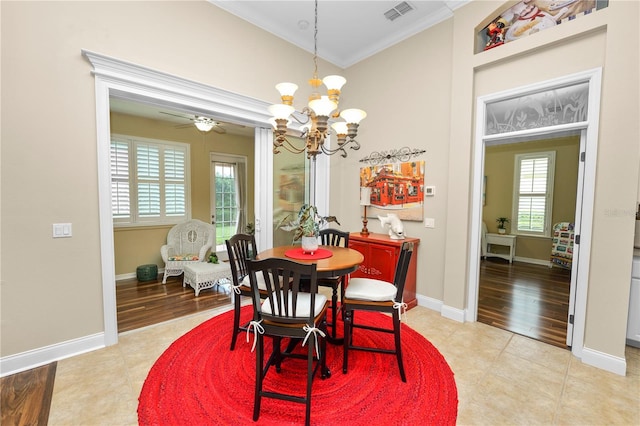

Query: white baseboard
416 294 465 322
441 304 466 323
415 294 443 312
116 267 166 282
513 256 553 267
0 333 106 377
580 346 627 376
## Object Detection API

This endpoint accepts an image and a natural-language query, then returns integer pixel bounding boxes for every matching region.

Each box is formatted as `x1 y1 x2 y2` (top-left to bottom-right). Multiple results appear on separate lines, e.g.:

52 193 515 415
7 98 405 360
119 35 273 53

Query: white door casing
468 68 602 360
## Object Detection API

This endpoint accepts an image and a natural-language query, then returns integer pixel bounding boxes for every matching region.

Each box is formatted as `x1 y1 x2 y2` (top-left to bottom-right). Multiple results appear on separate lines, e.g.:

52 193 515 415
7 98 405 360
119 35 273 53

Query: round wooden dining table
256 245 364 278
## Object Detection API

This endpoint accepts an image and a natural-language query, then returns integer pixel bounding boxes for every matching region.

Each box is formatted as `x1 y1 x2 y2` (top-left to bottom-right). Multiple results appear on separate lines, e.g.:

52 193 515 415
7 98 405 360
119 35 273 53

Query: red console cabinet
348 232 420 309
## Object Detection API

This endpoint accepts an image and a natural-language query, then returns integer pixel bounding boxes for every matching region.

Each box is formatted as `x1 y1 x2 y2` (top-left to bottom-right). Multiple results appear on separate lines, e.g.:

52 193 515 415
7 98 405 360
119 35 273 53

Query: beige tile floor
48 303 640 425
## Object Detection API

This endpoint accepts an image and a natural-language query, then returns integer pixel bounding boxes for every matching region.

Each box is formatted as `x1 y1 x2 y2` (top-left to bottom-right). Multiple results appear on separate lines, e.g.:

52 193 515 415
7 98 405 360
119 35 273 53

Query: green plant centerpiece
278 204 339 253
496 217 510 234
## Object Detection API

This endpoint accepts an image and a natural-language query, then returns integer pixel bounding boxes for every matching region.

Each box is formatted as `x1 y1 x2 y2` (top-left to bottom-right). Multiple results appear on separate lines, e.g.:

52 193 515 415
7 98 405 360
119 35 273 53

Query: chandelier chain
313 0 318 79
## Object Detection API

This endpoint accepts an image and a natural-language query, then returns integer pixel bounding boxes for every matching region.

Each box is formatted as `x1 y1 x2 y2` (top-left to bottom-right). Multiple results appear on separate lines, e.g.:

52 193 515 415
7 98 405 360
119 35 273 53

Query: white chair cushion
261 292 327 318
240 274 268 291
344 278 397 302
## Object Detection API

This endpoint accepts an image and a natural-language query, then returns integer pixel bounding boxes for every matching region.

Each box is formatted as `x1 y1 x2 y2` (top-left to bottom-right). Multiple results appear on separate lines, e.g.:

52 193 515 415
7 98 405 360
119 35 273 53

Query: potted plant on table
278 204 339 254
496 217 510 234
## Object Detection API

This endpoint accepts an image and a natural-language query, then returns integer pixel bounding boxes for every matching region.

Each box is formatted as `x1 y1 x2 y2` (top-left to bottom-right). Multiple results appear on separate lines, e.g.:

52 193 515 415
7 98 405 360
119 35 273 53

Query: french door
210 153 247 253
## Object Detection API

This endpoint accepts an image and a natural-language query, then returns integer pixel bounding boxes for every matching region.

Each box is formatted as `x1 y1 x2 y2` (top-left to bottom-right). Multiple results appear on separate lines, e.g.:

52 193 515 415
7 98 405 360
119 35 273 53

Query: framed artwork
477 0 607 53
359 161 424 221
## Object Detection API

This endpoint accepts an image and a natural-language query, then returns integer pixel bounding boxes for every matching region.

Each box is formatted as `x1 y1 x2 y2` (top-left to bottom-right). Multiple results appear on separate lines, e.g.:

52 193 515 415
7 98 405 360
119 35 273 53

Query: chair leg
393 310 407 382
330 286 338 339
342 307 352 374
273 336 282 373
230 294 241 351
253 333 263 421
305 337 314 426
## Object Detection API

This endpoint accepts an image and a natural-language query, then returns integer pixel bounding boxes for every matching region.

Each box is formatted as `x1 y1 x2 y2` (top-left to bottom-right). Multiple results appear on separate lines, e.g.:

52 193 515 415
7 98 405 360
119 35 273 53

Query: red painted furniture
348 233 420 309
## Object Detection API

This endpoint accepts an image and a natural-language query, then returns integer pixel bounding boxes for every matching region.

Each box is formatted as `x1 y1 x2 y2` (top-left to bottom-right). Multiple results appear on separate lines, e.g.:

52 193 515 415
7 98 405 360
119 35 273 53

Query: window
111 135 190 226
214 162 239 246
512 151 555 236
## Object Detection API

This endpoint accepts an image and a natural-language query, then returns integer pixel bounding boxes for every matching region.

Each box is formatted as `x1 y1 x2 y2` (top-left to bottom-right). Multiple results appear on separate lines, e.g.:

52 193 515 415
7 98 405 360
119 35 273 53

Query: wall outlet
424 218 435 228
425 186 436 196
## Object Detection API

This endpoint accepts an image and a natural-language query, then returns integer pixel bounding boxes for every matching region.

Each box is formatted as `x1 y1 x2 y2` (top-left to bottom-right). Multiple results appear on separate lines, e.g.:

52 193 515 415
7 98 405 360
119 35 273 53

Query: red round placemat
284 247 333 260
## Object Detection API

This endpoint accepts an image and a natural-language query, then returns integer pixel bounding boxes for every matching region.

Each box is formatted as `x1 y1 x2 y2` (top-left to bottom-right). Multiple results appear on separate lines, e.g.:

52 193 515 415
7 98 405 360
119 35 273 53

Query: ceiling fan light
340 108 367 124
194 117 215 132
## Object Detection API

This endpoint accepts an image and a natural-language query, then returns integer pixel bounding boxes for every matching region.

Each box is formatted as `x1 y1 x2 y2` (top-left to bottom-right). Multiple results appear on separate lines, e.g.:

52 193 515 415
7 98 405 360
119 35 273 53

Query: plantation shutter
164 147 186 216
514 152 555 235
111 140 131 220
137 144 161 218
110 135 190 226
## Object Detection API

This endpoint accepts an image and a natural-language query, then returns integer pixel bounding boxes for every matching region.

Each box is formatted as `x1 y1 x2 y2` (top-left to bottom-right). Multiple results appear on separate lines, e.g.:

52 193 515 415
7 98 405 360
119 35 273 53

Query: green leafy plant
246 222 255 236
496 217 510 229
278 204 339 241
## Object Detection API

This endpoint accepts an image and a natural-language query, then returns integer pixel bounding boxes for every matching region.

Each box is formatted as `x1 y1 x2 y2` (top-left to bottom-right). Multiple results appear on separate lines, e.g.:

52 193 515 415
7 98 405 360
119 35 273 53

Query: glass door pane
273 136 309 246
213 161 239 250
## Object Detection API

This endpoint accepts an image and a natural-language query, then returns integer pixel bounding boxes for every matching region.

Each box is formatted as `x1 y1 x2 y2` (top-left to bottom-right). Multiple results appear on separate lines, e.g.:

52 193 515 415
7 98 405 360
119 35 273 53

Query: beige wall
337 0 639 361
484 136 580 261
0 0 341 357
1 0 639 369
110 112 254 276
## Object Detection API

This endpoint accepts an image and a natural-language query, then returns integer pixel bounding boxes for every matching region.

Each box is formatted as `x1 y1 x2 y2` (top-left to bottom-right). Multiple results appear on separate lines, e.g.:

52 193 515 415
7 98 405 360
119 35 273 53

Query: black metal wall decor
359 147 426 165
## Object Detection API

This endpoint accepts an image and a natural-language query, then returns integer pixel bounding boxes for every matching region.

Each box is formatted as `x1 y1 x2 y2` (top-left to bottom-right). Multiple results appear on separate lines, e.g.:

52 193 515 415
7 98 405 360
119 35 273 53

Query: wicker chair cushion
345 278 397 302
168 254 199 261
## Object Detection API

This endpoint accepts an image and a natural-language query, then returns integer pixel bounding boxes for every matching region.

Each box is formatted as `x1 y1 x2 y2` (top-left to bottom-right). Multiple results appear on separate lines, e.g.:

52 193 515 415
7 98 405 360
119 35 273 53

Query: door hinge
569 314 574 325
575 234 580 244
580 152 586 162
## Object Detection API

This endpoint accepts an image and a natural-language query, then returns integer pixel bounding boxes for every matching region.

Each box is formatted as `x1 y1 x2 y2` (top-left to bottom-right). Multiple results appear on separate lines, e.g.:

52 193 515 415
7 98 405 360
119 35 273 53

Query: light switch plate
53 223 72 238
424 218 435 228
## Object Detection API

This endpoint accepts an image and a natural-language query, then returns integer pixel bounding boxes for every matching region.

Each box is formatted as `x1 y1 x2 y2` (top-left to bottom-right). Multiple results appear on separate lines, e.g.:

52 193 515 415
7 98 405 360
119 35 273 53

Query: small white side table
485 233 517 263
183 262 231 296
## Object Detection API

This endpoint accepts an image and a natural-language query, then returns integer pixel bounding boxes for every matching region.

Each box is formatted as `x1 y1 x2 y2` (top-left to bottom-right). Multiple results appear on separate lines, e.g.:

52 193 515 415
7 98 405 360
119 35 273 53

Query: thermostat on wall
425 186 436 196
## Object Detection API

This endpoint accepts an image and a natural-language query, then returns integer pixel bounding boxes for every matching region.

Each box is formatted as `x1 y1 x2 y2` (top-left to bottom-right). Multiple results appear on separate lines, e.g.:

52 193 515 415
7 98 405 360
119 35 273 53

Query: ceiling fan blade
174 123 193 129
212 125 227 134
160 111 194 121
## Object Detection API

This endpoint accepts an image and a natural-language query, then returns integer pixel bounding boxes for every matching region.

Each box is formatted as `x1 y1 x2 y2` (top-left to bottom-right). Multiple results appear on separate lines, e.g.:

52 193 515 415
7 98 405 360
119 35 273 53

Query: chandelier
268 0 366 159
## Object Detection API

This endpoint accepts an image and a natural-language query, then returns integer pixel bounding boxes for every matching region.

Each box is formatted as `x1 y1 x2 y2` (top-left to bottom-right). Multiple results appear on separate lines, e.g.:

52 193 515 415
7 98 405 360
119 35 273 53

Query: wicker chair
160 219 215 284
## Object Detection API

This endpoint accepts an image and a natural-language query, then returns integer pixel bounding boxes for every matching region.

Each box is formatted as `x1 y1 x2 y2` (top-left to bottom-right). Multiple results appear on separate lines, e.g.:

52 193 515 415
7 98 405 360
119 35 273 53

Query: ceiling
210 0 469 69
110 0 469 134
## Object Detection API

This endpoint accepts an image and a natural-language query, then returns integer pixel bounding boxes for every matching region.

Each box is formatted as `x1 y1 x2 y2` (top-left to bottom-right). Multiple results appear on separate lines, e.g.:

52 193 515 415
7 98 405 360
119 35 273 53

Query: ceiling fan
160 111 227 134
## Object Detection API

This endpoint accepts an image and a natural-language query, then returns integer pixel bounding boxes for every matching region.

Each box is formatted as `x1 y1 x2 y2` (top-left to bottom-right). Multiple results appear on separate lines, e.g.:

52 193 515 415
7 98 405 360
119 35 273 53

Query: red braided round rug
138 305 457 425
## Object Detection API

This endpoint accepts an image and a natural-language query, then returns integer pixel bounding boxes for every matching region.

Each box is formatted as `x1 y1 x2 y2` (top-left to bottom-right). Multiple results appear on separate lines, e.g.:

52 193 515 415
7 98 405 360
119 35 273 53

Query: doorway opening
468 68 602 360
478 136 579 348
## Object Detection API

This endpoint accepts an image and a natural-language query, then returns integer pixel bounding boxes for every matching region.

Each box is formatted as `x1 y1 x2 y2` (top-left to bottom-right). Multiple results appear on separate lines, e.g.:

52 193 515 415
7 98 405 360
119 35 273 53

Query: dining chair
225 233 266 351
342 241 414 382
246 257 329 426
317 228 350 340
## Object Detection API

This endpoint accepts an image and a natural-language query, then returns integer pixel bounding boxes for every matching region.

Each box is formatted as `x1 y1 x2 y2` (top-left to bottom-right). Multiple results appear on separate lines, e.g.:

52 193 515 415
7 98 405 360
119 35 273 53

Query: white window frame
111 134 191 227
211 153 247 252
511 151 555 237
